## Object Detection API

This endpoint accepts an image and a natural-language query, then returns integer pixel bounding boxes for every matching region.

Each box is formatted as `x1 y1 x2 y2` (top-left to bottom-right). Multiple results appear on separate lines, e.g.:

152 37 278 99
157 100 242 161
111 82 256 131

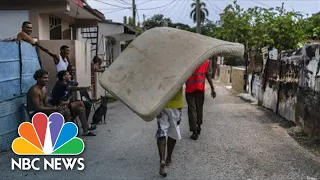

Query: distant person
17 21 37 45
67 65 92 121
41 45 71 72
156 88 184 177
186 59 216 140
92 56 106 73
27 69 66 117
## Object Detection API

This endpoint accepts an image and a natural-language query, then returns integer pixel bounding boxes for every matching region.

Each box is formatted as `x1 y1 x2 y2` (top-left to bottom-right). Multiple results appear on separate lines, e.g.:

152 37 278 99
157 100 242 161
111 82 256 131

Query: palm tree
190 0 209 24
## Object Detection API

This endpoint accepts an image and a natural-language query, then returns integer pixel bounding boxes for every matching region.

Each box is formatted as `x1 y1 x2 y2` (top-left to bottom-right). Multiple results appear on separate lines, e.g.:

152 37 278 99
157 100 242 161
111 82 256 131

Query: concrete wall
219 65 232 85
248 74 261 98
74 40 91 87
98 22 124 36
38 40 91 91
296 44 320 138
231 67 245 93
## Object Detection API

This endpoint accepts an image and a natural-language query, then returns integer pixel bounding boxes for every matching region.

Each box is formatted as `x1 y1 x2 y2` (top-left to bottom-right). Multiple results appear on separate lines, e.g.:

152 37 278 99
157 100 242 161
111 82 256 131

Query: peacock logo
12 112 84 155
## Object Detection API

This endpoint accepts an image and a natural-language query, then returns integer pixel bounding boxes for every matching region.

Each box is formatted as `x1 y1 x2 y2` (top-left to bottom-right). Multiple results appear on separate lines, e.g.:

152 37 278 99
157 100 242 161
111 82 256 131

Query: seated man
92 56 106 73
51 70 96 136
67 65 92 120
27 69 66 117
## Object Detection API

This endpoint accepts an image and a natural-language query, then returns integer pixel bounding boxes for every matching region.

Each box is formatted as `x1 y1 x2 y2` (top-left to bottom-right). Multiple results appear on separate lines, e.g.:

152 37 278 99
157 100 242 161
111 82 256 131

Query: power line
206 0 222 15
115 0 130 5
175 0 189 23
137 0 153 6
137 0 177 10
98 7 130 10
159 0 179 15
100 8 129 14
118 0 131 5
91 0 130 8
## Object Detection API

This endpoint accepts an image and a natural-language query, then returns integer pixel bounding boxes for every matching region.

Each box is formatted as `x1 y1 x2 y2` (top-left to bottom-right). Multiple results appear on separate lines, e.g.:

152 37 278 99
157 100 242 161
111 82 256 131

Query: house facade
0 0 136 98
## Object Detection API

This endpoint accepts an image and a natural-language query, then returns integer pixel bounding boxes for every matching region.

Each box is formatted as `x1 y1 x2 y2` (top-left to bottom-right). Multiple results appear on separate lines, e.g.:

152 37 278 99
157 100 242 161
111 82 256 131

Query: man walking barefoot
156 88 184 177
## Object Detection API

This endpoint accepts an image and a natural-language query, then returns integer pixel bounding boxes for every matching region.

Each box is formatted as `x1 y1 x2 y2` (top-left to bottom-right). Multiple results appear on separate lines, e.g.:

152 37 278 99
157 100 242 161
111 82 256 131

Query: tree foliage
123 16 142 33
216 1 307 51
190 0 209 23
304 12 320 38
142 14 172 30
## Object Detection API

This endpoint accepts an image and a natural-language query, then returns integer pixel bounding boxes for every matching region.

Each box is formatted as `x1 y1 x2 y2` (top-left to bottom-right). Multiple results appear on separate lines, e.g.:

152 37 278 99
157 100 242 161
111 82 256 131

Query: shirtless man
16 21 70 72
17 21 36 45
27 69 68 118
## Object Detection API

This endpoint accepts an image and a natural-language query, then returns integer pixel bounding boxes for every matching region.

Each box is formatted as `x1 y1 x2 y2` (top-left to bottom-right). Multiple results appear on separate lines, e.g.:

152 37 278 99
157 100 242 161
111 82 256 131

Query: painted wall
0 10 29 39
231 67 245 93
219 65 232 85
0 1 70 40
0 42 41 151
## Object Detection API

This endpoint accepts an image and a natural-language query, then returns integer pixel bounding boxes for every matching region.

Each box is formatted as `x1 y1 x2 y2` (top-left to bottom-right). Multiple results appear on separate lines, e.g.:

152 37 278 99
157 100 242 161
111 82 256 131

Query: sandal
190 133 198 140
88 124 97 131
83 131 96 136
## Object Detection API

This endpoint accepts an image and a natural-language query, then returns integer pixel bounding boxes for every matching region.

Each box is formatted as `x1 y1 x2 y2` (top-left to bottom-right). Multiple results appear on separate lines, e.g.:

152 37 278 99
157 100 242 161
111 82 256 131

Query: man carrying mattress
186 59 216 140
156 88 184 177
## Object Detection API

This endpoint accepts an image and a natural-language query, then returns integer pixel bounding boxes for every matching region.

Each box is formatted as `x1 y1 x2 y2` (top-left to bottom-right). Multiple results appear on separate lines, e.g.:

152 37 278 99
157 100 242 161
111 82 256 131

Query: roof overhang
65 0 102 20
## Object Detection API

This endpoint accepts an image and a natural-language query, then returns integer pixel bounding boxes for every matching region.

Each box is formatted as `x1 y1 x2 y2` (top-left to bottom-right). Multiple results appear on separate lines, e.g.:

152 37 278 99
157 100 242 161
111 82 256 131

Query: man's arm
30 88 57 111
36 45 59 65
206 73 215 92
67 86 90 92
58 100 70 106
94 68 105 73
206 61 216 98
17 32 36 45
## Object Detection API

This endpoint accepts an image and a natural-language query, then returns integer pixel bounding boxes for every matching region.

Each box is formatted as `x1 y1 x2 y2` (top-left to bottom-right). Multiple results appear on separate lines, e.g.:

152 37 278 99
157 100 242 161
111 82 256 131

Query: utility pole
196 0 201 34
132 0 136 28
143 14 146 24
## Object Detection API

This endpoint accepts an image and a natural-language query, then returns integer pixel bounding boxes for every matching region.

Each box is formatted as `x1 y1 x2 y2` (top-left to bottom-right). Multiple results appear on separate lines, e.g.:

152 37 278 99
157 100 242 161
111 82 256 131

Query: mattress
99 27 244 121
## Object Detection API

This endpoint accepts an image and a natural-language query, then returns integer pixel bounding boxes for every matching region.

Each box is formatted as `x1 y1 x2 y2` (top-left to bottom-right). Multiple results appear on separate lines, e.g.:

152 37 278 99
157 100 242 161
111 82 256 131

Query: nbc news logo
11 113 85 171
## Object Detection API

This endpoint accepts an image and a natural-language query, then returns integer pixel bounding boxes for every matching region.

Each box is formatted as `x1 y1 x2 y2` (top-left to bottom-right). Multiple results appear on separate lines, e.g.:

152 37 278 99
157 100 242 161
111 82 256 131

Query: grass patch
108 96 118 103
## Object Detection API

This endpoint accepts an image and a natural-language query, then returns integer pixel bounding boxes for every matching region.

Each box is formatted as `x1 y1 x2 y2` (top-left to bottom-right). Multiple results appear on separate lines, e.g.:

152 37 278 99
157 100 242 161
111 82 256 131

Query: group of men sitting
17 21 106 136
27 67 97 136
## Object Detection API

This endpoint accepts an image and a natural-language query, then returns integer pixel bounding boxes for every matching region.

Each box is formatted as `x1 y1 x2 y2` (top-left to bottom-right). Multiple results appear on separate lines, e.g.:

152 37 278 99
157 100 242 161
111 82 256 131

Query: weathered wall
231 67 245 93
219 65 232 85
0 42 40 150
257 44 320 138
261 57 280 112
277 53 300 122
296 44 320 138
248 74 261 98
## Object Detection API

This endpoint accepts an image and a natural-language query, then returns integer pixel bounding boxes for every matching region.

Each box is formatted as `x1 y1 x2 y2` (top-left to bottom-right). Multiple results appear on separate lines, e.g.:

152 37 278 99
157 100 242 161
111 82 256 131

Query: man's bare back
27 85 50 111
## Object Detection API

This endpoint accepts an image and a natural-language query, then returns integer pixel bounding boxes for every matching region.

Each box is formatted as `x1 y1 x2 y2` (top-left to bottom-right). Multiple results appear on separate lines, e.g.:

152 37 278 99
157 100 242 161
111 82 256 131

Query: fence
256 44 320 138
0 41 41 151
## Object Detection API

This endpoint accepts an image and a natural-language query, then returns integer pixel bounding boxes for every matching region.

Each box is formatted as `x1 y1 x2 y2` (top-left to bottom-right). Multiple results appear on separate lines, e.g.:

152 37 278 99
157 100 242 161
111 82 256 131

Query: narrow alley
1 82 320 179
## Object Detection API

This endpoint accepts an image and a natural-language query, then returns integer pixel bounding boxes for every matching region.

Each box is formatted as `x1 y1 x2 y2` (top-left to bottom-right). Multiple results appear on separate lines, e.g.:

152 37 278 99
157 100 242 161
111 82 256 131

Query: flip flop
83 131 96 136
88 124 97 131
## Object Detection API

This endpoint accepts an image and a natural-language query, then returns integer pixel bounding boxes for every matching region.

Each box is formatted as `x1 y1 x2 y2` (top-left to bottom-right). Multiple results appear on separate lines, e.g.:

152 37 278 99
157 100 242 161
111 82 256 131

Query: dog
92 96 109 124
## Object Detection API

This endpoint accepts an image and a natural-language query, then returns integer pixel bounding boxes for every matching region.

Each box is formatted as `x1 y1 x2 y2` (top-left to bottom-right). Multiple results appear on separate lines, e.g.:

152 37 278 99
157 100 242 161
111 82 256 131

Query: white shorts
156 108 182 140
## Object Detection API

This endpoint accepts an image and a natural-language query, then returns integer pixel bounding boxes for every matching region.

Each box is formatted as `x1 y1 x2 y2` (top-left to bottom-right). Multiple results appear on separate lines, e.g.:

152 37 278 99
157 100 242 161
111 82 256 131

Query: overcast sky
87 0 320 26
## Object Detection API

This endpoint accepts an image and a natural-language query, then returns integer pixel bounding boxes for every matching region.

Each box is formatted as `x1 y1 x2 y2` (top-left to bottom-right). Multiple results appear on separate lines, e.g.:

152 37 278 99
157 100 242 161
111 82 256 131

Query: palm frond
203 8 209 16
190 9 196 19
